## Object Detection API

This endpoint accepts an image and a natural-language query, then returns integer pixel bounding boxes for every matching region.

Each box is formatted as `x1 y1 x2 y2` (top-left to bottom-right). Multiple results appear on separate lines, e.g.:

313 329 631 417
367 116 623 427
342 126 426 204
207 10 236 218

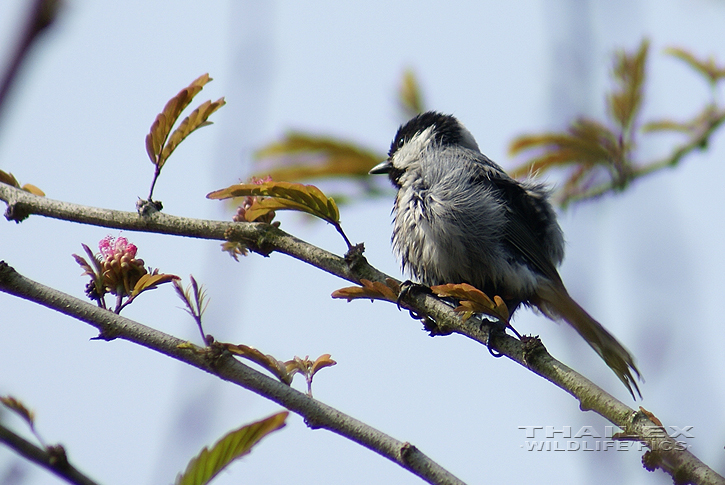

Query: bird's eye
397 138 405 148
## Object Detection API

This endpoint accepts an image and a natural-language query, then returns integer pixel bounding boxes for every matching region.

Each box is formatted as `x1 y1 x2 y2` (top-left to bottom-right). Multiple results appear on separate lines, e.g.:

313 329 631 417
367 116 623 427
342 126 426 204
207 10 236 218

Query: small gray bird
370 111 641 398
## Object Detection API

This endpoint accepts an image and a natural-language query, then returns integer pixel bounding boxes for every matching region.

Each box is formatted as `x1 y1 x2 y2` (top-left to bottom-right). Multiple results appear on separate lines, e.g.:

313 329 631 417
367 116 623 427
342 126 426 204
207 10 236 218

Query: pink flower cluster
99 236 137 261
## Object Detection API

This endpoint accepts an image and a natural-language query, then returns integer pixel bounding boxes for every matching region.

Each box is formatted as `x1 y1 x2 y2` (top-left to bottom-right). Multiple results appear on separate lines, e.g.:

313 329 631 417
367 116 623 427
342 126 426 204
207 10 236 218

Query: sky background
1 0 725 484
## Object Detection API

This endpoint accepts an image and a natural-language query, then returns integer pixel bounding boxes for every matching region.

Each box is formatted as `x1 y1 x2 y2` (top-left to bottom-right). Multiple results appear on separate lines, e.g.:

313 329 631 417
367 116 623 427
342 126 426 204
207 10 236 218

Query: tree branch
0 261 465 485
0 422 99 485
2 183 724 484
0 0 61 123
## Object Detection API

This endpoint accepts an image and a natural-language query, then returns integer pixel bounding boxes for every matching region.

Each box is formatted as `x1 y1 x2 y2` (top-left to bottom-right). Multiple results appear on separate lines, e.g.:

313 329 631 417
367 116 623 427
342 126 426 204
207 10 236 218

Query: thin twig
560 107 725 207
0 423 100 485
0 0 61 123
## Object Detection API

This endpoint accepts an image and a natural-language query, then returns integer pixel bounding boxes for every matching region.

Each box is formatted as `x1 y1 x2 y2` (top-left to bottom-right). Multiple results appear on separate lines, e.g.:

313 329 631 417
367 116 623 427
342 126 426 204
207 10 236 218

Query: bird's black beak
369 159 392 175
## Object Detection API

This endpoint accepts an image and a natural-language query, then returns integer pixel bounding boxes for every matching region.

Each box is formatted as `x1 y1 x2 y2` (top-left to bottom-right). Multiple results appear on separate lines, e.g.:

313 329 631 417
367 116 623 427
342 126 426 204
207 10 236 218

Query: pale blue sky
1 1 724 484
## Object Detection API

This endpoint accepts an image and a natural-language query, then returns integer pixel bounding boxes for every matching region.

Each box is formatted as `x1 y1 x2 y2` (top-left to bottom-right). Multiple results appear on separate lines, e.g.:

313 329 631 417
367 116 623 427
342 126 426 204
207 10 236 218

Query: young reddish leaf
73 243 102 279
175 411 288 485
310 354 337 378
331 279 399 302
21 184 45 196
1 396 36 428
131 273 180 297
146 73 212 165
0 170 20 187
639 406 663 427
72 254 95 278
207 181 341 225
159 97 226 167
431 283 509 322
220 241 248 260
284 355 336 396
0 171 44 195
223 344 293 384
493 295 510 322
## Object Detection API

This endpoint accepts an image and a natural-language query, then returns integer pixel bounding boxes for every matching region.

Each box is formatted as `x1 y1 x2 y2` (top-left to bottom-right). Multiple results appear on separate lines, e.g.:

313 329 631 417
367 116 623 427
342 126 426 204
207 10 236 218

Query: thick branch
2 184 724 484
0 262 464 485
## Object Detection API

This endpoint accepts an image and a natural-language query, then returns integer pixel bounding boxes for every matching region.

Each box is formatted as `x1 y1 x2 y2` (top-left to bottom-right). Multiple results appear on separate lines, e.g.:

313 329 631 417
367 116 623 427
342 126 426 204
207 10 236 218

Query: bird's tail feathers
534 282 641 399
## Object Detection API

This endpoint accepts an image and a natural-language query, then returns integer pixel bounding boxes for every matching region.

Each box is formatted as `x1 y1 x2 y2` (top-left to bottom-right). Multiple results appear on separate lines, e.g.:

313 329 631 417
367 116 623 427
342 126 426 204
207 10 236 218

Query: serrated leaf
159 97 226 168
131 273 179 297
175 411 287 485
1 396 35 428
253 133 384 181
146 74 212 165
207 181 341 224
331 278 399 302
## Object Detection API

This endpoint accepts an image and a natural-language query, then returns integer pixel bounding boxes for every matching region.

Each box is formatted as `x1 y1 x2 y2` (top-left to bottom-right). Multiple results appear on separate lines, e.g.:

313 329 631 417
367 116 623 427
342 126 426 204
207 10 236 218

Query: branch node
343 242 367 272
400 442 419 463
91 326 120 341
136 198 163 216
4 201 31 222
46 444 69 469
520 334 545 366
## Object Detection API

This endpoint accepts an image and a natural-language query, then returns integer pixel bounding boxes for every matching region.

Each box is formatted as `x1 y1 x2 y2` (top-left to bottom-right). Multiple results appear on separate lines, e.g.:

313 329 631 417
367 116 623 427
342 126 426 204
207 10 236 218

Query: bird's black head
387 111 464 158
369 111 480 186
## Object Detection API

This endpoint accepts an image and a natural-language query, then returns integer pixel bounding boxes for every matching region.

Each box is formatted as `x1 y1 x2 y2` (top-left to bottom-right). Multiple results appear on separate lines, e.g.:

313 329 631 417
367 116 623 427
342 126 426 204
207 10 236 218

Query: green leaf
665 47 725 85
508 118 619 178
607 39 649 131
398 69 425 118
175 412 288 485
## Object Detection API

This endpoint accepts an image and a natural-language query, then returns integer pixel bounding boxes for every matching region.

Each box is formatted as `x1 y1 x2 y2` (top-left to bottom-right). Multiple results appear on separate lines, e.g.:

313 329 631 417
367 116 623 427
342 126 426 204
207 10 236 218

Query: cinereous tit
370 111 641 398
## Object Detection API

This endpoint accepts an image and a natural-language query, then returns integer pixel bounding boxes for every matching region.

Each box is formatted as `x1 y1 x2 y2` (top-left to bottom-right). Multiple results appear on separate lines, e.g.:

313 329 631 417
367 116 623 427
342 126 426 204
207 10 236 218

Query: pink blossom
99 235 137 261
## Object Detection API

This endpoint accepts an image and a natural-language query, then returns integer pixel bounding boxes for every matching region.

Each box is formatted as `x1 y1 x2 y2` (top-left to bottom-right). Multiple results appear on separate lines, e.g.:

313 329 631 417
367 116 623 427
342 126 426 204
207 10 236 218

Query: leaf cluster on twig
509 39 725 207
142 73 225 210
208 179 352 249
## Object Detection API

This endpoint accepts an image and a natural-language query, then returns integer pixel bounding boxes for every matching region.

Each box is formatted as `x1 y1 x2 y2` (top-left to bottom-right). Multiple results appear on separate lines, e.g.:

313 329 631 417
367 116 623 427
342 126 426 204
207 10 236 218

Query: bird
369 111 641 398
